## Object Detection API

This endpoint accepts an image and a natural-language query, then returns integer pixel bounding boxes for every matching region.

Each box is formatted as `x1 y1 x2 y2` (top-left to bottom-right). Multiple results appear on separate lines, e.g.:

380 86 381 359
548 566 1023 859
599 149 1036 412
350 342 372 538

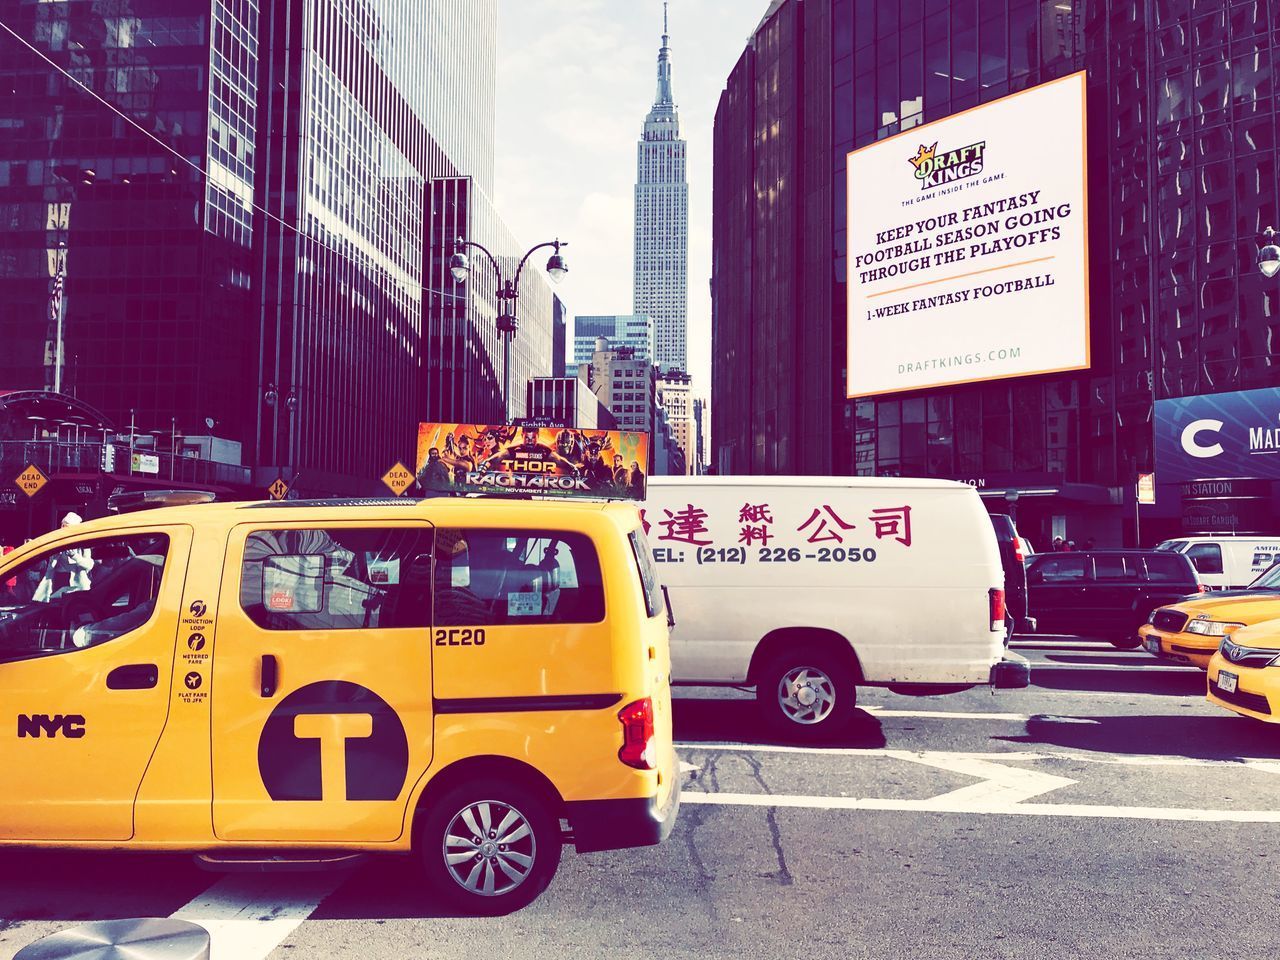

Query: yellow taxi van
1206 620 1280 723
0 492 678 913
1139 561 1280 669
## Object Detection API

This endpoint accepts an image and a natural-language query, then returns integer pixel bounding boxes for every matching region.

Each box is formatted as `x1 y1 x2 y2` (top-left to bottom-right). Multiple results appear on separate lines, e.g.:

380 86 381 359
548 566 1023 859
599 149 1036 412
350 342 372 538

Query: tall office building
712 0 1280 544
632 3 687 373
572 314 655 366
0 0 551 497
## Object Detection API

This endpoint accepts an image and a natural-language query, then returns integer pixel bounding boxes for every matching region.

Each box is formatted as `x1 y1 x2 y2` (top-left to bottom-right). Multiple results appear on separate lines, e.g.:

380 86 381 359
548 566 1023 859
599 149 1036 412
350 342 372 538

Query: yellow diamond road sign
16 464 48 498
382 461 414 496
267 477 290 501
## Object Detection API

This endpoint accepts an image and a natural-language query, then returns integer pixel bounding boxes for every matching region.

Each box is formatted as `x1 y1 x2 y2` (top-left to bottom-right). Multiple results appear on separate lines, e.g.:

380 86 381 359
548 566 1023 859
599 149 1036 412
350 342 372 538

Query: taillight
1012 540 1025 563
617 697 656 770
989 587 1006 632
1197 584 1210 594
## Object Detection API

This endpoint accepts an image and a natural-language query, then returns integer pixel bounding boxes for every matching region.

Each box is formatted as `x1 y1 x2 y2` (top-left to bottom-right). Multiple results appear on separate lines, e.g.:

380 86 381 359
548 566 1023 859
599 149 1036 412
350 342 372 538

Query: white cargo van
644 476 1030 738
1155 537 1280 590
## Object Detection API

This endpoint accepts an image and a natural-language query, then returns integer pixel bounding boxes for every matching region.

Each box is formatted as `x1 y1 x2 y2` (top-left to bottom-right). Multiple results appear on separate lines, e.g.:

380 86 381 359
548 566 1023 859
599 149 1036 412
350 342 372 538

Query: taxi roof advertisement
415 422 650 501
846 70 1090 398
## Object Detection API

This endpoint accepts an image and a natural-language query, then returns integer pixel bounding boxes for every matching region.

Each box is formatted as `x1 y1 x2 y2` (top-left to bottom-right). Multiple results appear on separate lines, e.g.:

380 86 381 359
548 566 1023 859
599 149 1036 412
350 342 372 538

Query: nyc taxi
1139 561 1280 669
1206 620 1280 723
0 493 677 913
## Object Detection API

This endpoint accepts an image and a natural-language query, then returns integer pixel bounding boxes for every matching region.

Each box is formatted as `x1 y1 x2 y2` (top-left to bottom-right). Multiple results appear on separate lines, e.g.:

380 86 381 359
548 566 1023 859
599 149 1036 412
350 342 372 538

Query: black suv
988 513 1032 634
1025 550 1202 647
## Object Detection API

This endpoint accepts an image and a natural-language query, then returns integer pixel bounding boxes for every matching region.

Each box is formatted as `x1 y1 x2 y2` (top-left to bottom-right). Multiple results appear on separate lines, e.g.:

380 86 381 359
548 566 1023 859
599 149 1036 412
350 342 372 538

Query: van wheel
418 778 561 915
1110 636 1142 649
757 649 857 740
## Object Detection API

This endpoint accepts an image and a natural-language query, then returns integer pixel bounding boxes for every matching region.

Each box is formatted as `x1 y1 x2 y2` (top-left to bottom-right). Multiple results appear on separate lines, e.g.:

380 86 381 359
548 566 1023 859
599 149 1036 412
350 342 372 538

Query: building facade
0 0 550 502
572 314 655 366
525 376 614 430
582 339 658 437
712 0 1280 545
633 6 688 374
424 176 554 424
657 369 694 475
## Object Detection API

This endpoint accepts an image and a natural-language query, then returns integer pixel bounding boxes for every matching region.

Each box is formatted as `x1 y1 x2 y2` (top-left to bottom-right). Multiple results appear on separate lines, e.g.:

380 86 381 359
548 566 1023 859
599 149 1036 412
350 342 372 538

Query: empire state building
633 3 688 374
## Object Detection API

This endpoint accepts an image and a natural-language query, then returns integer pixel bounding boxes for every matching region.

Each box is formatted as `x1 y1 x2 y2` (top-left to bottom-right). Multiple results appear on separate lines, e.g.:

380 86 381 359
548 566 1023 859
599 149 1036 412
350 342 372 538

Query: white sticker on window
507 589 542 617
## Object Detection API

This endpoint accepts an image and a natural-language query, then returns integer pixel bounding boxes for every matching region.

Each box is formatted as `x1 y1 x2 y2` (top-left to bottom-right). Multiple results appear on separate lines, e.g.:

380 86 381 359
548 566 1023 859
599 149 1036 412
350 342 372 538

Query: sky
494 0 769 401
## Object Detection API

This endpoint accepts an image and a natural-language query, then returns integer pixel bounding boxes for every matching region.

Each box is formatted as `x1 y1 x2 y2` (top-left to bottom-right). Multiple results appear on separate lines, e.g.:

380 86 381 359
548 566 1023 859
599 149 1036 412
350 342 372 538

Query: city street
3 636 1277 960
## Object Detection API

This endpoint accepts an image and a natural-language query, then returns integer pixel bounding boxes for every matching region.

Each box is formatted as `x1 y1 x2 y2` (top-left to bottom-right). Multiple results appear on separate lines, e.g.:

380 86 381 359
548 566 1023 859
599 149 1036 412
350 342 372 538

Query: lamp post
449 237 569 421
1257 226 1280 278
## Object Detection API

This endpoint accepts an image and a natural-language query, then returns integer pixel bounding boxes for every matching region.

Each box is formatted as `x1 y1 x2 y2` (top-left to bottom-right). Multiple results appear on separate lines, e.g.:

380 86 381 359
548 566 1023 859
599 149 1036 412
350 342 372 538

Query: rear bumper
567 758 681 854
990 652 1031 689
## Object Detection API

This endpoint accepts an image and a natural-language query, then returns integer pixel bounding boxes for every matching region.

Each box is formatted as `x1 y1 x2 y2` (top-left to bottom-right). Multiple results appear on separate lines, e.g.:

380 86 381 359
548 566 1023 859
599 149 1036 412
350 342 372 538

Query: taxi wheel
1110 636 1142 649
756 648 857 741
418 778 561 916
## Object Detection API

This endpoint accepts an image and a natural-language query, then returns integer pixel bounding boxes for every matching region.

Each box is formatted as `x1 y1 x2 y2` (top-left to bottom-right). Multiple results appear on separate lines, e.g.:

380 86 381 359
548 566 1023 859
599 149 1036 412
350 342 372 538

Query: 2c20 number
434 628 486 646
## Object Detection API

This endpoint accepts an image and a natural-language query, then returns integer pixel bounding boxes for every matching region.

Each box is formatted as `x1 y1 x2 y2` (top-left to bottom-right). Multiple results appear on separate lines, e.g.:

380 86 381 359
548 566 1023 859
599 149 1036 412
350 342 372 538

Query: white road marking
1031 662 1196 672
898 752 1077 808
169 875 343 960
861 707 1031 721
682 791 1280 823
676 742 1278 768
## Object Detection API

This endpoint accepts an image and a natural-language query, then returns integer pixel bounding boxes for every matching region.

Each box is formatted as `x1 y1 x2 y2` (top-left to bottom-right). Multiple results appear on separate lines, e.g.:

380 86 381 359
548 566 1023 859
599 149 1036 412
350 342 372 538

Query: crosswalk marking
169 875 343 960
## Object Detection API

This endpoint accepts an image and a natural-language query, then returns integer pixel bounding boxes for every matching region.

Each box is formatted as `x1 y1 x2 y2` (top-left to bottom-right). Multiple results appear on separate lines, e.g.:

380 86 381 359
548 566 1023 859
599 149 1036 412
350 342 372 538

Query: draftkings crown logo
909 139 986 190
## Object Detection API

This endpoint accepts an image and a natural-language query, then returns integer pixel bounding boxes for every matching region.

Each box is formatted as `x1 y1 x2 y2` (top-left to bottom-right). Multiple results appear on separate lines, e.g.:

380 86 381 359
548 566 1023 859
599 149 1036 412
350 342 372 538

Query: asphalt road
3 636 1278 960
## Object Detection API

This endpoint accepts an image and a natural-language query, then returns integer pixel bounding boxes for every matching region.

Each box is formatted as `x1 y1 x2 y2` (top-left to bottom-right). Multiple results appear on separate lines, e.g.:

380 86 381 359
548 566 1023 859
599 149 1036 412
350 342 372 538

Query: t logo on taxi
257 681 408 801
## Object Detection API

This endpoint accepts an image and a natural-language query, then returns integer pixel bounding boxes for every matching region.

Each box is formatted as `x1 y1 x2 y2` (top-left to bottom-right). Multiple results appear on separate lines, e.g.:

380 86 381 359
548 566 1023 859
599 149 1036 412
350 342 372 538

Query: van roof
648 475 974 491
1160 536 1280 543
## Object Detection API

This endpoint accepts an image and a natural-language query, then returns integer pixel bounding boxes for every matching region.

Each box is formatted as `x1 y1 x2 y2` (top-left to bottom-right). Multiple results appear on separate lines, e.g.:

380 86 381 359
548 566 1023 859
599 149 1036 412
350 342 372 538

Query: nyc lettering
17 714 86 739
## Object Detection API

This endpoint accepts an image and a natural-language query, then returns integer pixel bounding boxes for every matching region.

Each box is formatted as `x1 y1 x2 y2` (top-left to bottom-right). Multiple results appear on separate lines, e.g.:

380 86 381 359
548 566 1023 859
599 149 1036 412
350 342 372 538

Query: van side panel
645 479 1004 686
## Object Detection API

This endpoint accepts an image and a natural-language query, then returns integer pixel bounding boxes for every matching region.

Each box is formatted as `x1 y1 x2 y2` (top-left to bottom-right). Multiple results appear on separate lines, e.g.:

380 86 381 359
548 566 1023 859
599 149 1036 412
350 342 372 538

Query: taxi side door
210 520 434 843
0 526 190 841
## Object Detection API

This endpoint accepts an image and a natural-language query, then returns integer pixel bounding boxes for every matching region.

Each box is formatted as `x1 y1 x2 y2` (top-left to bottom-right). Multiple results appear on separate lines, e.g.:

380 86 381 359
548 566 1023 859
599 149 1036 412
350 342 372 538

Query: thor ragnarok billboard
415 423 650 500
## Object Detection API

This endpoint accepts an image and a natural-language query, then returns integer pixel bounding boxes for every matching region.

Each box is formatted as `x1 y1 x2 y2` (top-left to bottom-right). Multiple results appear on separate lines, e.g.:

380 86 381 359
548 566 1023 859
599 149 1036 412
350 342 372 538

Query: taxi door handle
260 655 278 698
106 663 158 690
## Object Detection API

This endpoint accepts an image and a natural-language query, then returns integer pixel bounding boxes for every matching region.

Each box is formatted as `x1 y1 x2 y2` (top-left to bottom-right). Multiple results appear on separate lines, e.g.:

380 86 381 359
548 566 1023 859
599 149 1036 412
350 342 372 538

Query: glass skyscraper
572 314 656 366
0 0 540 495
633 4 688 374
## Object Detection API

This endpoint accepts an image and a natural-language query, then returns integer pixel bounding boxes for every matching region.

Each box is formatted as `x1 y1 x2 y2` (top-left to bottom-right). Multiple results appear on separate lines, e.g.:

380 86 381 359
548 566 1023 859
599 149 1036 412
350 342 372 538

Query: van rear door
211 520 434 843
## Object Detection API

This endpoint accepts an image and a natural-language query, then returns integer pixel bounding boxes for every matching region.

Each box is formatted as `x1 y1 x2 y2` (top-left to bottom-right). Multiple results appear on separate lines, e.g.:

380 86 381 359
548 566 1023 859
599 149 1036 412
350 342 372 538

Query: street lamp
1258 226 1280 278
450 236 569 420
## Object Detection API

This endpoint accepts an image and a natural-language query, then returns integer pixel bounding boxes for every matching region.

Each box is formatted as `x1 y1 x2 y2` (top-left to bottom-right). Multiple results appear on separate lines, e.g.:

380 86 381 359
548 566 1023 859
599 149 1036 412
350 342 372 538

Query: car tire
756 646 858 741
418 777 561 915
1110 635 1142 649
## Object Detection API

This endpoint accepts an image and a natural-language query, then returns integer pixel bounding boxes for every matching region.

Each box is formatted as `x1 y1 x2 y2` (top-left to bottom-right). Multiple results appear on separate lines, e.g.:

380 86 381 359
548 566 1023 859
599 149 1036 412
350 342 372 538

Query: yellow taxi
0 491 677 913
1206 620 1280 723
1139 562 1280 668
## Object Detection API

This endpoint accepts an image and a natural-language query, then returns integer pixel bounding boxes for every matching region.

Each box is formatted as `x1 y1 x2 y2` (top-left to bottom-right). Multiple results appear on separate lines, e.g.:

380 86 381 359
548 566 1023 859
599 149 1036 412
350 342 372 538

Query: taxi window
0 534 169 661
433 529 604 626
630 530 664 619
240 528 433 630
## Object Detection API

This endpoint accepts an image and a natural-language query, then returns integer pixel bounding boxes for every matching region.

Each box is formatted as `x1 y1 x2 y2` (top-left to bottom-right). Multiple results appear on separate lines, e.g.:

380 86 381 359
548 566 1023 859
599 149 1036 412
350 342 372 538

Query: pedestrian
1065 539 1077 551
32 512 93 602
1084 538 1096 550
1051 536 1065 552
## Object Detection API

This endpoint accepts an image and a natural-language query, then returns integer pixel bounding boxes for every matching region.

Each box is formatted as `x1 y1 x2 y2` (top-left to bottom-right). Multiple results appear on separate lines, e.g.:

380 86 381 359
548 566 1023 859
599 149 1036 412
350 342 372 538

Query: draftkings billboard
846 70 1089 398
415 423 650 500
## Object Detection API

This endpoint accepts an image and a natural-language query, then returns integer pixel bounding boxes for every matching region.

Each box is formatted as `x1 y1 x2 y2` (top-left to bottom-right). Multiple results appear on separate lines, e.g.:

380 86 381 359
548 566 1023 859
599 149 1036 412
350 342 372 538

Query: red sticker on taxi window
268 591 295 610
